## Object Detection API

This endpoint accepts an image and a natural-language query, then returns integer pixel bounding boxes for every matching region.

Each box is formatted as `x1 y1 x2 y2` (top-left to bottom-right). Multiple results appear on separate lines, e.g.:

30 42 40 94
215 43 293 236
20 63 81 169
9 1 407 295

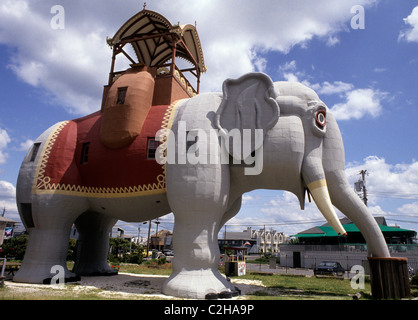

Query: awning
292 224 417 238
107 10 206 73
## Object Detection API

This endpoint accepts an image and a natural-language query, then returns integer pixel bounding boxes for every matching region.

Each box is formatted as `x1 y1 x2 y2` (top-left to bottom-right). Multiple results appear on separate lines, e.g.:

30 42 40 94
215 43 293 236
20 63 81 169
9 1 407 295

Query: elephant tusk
307 179 347 236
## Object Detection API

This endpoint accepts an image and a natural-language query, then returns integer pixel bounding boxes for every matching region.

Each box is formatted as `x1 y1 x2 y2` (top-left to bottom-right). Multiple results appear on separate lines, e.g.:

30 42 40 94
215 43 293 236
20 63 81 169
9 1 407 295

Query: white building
219 227 288 253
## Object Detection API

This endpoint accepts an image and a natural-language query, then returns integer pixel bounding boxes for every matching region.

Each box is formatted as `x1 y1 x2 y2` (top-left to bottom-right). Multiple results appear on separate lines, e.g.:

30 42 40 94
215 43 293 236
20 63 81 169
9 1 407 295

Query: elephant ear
215 72 279 161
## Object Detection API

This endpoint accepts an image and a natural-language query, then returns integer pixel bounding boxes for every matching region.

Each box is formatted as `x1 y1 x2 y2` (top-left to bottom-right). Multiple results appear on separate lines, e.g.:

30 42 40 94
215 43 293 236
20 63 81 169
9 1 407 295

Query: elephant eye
315 110 326 129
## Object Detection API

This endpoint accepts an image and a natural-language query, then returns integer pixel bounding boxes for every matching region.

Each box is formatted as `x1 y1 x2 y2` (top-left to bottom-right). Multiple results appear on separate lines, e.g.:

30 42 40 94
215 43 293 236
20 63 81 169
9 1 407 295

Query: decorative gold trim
33 101 182 198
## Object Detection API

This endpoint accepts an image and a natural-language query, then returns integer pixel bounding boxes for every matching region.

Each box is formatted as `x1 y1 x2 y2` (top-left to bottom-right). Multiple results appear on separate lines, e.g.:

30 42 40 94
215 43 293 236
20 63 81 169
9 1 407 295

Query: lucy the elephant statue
14 72 390 299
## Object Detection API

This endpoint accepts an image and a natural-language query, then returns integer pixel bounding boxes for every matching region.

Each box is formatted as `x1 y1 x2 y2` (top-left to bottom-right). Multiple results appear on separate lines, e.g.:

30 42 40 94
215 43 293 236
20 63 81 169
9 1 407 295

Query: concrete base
368 257 410 299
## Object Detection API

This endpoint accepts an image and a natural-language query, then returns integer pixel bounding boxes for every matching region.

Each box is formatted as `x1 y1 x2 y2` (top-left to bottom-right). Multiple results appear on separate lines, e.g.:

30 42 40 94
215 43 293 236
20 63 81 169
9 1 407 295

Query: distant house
218 227 287 254
0 216 18 246
280 217 418 272
150 230 172 251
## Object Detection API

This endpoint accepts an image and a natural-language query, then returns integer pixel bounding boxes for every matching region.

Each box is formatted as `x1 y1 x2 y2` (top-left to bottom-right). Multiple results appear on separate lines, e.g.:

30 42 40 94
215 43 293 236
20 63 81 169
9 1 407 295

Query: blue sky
0 0 417 239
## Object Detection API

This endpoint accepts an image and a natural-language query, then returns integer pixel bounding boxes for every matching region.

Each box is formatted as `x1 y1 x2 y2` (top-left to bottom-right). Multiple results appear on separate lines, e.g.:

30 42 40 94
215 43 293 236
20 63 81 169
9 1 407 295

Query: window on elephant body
29 142 41 162
116 87 128 105
147 138 158 159
80 142 90 164
20 203 35 228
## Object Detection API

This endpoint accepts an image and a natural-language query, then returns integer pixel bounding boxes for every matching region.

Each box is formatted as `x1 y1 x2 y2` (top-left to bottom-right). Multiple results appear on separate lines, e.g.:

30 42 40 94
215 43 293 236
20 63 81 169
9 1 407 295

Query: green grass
119 261 173 276
234 273 372 300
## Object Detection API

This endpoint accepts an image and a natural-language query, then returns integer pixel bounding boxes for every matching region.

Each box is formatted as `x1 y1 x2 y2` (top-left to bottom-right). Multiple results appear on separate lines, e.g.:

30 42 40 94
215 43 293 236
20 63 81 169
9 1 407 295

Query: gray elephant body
14 74 390 298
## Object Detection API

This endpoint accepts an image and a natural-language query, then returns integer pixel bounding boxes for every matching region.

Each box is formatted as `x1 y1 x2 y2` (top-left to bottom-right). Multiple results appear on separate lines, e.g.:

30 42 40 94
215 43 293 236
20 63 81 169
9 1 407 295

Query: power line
385 218 418 225
225 219 327 227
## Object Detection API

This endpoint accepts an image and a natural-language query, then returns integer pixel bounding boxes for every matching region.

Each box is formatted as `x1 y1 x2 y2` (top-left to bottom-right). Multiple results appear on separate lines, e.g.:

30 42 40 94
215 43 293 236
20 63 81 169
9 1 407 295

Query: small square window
147 138 159 159
80 142 90 164
117 87 128 104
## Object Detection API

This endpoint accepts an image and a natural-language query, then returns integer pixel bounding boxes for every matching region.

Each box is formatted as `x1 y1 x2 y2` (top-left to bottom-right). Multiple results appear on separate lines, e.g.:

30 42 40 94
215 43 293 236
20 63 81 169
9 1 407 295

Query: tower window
147 138 159 159
117 87 128 104
80 142 90 164
30 142 41 162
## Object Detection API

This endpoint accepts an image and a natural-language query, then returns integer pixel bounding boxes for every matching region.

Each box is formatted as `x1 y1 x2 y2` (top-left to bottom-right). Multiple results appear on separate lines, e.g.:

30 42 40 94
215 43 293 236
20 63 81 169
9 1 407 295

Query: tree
1 235 28 260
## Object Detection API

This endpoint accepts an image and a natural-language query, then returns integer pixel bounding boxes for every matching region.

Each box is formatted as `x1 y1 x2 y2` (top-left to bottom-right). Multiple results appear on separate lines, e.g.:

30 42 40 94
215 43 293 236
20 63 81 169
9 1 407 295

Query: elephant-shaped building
14 9 410 299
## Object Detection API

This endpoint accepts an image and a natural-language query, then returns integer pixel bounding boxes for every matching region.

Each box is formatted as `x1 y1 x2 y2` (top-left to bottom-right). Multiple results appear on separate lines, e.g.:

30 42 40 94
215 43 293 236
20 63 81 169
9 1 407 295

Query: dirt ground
2 272 265 300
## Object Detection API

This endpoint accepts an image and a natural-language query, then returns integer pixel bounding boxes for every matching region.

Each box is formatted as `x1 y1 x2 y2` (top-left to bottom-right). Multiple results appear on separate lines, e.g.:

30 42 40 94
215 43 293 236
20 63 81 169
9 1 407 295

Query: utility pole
155 219 160 251
263 225 266 254
355 170 368 206
146 220 151 257
1 207 5 217
360 170 368 207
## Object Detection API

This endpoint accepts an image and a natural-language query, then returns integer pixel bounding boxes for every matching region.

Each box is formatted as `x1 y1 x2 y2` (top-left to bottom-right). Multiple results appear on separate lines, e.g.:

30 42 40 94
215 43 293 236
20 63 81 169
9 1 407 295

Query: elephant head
216 74 390 258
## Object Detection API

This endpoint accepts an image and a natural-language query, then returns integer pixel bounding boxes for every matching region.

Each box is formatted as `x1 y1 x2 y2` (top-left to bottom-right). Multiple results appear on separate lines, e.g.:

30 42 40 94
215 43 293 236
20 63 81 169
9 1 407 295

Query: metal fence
279 244 418 275
281 243 418 253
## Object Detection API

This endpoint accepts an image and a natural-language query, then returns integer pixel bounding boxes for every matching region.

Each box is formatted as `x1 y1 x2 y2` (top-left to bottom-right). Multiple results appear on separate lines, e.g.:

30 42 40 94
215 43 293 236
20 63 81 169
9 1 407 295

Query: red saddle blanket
33 104 177 197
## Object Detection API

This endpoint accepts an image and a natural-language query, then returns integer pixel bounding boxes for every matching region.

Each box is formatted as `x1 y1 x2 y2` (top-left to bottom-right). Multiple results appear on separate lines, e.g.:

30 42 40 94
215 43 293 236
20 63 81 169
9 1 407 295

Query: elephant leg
72 211 117 276
163 208 236 299
163 164 234 299
14 195 87 284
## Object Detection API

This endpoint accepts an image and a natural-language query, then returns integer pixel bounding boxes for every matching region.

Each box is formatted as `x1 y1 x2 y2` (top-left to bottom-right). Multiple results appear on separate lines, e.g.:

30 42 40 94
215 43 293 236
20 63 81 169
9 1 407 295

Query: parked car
164 250 174 256
314 261 345 277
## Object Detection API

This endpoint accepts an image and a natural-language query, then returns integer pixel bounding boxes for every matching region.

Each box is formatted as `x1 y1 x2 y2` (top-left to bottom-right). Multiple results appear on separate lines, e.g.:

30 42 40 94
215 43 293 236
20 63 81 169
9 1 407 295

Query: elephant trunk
326 170 390 257
322 112 390 258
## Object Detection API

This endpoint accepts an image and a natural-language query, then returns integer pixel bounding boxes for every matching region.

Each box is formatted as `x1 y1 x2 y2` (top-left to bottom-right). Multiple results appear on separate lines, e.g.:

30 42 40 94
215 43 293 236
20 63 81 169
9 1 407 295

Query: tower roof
107 10 206 73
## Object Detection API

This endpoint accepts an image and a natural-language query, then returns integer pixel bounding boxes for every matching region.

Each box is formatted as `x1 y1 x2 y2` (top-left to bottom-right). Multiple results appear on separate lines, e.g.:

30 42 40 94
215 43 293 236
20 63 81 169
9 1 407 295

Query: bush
126 252 143 264
67 238 77 261
411 274 418 286
0 234 28 260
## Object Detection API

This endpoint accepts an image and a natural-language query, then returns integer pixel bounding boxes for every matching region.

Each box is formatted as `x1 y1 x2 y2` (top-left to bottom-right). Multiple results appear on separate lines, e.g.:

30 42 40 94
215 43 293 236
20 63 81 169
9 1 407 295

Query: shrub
0 234 28 260
411 274 418 286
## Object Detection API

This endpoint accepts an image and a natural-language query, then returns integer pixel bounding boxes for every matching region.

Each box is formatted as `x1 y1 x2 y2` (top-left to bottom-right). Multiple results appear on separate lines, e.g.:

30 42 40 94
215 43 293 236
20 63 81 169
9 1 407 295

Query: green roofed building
292 217 417 245
280 217 418 271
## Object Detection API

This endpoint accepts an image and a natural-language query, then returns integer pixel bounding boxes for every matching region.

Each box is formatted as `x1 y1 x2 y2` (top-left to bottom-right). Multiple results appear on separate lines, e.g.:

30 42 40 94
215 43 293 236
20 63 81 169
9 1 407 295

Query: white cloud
0 0 110 115
326 35 340 47
317 81 354 95
399 6 418 43
242 194 255 205
0 0 379 114
346 156 418 202
373 67 387 73
278 60 306 83
0 180 19 221
0 128 11 164
398 202 418 216
18 139 34 152
0 180 16 198
277 61 386 121
330 88 385 120
257 191 333 235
